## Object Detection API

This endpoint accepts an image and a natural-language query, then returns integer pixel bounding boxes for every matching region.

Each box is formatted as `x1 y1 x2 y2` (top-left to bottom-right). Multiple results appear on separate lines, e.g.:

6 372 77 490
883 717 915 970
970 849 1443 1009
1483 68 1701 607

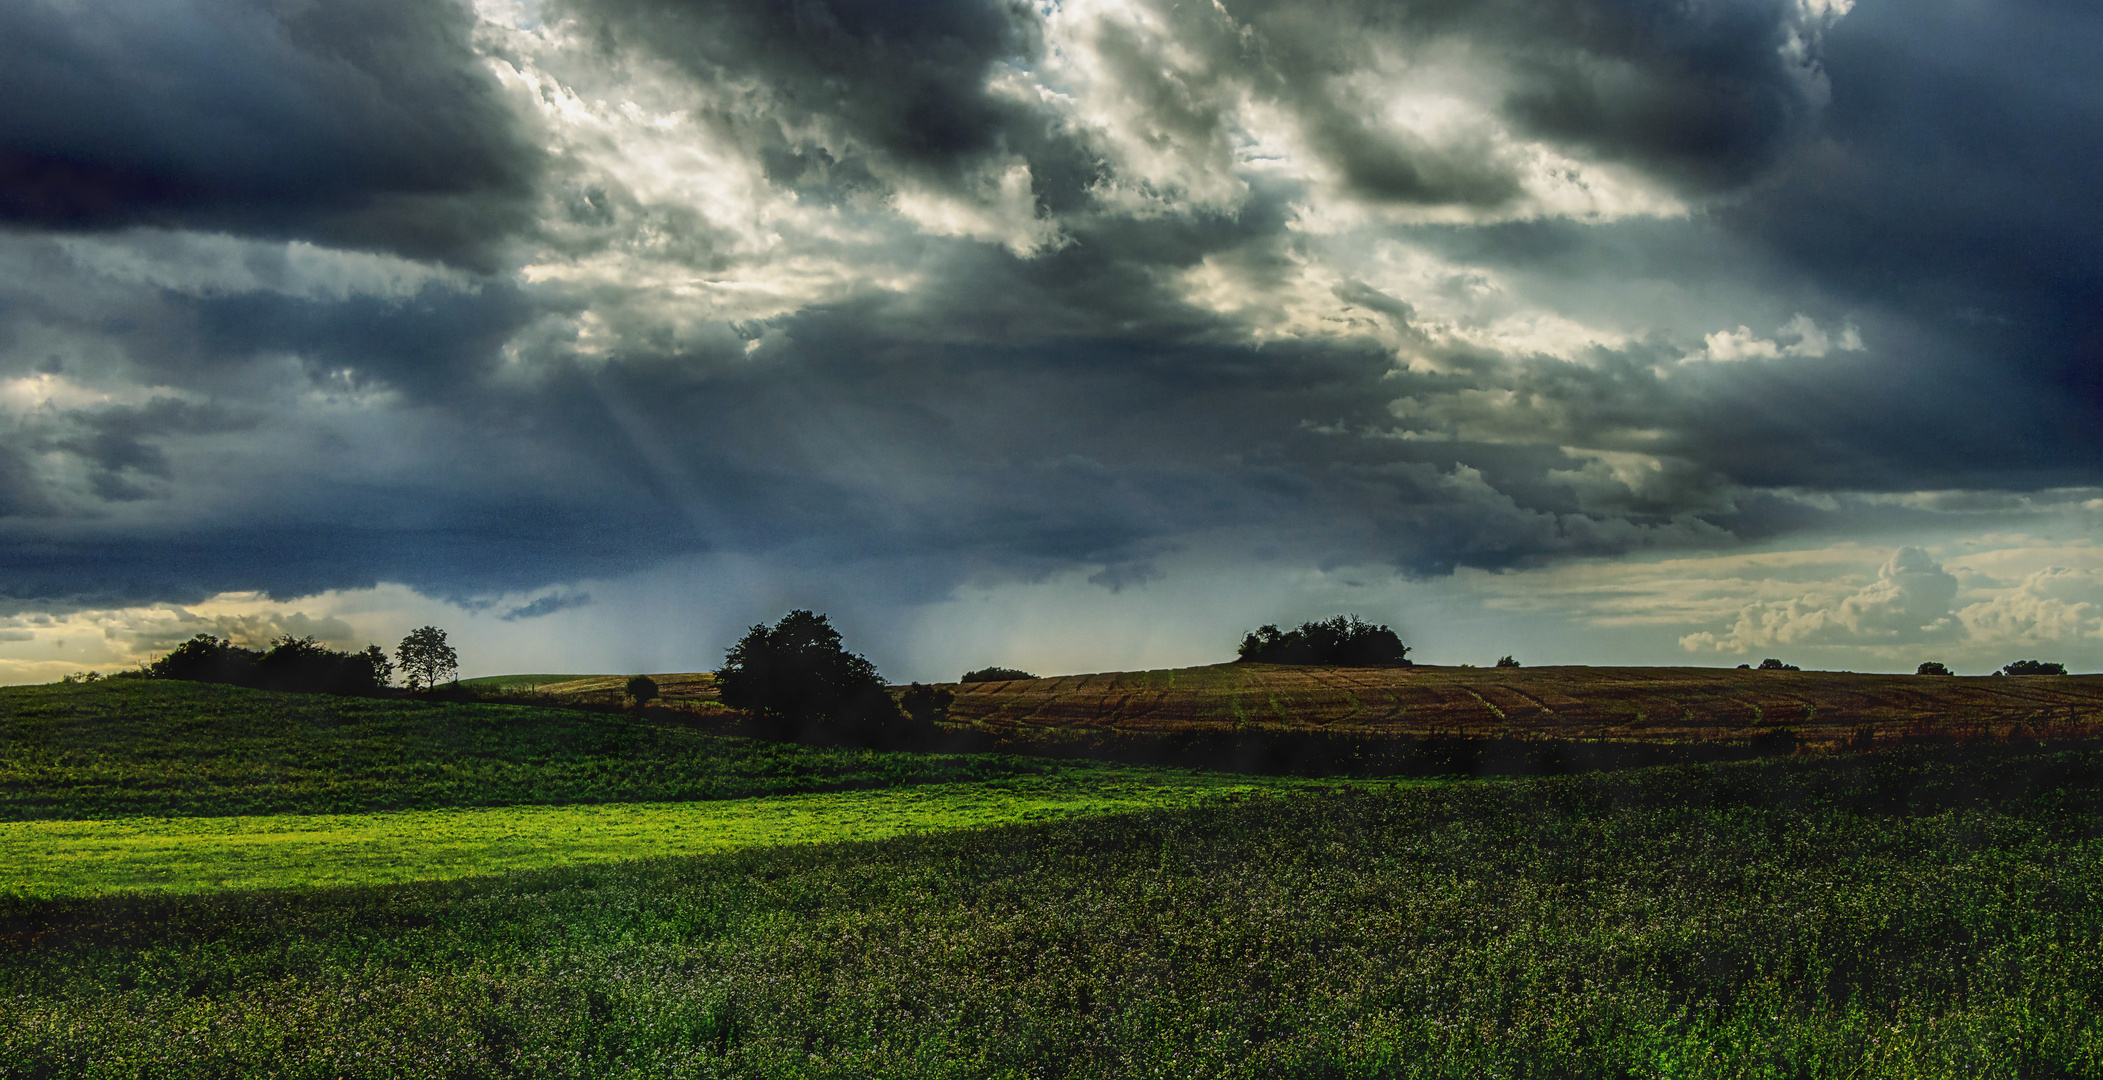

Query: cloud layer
0 0 2097 674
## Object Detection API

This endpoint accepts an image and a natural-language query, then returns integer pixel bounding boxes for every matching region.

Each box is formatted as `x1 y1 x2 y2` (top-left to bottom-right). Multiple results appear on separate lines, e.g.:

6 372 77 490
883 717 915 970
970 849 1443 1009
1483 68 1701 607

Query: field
6 677 2103 1076
491 664 2103 752
937 664 2103 749
4 744 2100 1077
0 680 1071 820
4 772 1364 900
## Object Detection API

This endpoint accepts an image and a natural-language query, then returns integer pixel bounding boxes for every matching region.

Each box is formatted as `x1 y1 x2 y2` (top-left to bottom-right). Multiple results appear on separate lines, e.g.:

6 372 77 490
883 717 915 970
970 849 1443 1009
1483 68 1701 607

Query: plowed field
939 664 2103 748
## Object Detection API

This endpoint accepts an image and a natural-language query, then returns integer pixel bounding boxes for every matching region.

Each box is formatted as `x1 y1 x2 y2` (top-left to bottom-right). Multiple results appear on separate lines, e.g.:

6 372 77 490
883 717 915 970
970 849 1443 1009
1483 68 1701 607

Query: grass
4 743 2101 1077
0 680 1084 820
0 769 1380 900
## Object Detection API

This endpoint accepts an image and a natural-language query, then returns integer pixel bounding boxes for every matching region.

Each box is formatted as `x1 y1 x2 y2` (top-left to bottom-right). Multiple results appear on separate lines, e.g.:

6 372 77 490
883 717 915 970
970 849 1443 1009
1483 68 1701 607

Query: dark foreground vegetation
0 681 1066 821
4 743 2100 1077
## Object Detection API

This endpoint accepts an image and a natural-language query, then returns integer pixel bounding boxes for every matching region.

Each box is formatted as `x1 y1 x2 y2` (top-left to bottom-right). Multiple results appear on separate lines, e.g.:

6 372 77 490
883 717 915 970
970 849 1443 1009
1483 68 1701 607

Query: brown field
936 664 2103 750
493 664 2103 751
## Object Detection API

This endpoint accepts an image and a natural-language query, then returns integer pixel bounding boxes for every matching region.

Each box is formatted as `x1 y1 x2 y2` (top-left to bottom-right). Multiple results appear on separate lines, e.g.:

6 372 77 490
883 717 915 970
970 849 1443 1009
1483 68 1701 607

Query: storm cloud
0 0 2097 676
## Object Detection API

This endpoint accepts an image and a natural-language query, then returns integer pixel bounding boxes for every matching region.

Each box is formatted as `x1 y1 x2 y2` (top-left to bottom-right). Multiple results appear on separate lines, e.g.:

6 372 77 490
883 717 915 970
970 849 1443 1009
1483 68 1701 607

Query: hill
487 663 2103 752
938 663 2103 749
0 680 1061 821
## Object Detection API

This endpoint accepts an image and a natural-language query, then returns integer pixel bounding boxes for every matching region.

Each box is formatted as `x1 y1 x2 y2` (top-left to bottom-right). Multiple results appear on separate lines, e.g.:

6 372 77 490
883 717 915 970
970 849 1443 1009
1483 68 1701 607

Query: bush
1917 661 1953 676
716 610 903 747
626 675 659 709
1237 616 1412 666
2001 659 2067 676
961 666 1038 683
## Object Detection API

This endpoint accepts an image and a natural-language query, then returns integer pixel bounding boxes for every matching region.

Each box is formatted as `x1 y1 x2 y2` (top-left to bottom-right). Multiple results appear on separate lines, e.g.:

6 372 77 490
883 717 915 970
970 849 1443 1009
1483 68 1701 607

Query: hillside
0 680 1062 821
494 663 2103 750
940 664 2103 748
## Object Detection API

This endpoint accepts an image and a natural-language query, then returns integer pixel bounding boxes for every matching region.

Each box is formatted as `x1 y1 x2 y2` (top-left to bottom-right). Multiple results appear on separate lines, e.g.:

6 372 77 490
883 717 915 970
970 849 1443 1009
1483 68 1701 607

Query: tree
627 675 659 709
1236 616 1412 666
397 626 459 691
1916 661 1953 676
1495 655 1521 668
1757 658 1800 671
2000 659 2067 676
900 682 955 725
716 610 900 745
961 666 1037 683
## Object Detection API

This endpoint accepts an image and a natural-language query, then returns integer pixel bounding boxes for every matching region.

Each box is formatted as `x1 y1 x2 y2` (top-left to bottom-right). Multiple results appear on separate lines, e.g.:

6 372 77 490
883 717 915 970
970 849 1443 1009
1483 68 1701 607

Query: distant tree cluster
1496 655 1521 669
961 666 1038 683
1756 658 1801 671
1237 616 1412 667
716 610 905 747
1917 661 1953 676
149 634 393 695
1999 659 2067 676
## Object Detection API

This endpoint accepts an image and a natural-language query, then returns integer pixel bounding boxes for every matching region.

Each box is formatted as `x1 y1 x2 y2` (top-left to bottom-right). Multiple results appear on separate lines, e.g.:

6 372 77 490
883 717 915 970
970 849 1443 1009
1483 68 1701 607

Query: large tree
396 626 459 691
716 610 900 745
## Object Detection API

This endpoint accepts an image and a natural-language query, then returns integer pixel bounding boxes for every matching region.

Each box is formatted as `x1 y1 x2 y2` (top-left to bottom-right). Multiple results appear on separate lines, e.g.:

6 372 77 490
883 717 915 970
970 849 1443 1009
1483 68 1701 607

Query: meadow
3 743 2100 1077
1 771 1371 899
0 680 1071 820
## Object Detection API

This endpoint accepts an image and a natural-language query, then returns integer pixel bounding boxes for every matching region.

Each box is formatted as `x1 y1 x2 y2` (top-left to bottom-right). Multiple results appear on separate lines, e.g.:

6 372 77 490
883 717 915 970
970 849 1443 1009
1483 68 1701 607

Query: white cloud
1956 566 2103 645
1681 546 1960 651
1687 314 1864 363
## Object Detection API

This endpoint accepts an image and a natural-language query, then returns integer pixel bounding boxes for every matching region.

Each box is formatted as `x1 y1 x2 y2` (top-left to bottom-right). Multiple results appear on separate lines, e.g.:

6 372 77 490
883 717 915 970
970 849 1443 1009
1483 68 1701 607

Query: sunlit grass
0 770 1400 899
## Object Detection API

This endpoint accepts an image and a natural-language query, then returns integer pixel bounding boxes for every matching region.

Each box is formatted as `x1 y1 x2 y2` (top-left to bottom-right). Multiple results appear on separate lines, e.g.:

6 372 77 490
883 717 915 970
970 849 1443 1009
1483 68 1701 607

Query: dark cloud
501 592 593 621
0 0 539 270
0 0 2096 629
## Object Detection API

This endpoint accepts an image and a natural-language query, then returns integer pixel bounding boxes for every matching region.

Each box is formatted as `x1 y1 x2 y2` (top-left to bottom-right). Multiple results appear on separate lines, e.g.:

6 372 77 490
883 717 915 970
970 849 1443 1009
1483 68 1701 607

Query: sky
1 0 2100 685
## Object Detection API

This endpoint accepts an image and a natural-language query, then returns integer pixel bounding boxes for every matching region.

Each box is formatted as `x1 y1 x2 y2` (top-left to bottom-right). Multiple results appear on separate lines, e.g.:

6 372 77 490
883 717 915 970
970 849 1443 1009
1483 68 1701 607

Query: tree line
143 626 459 695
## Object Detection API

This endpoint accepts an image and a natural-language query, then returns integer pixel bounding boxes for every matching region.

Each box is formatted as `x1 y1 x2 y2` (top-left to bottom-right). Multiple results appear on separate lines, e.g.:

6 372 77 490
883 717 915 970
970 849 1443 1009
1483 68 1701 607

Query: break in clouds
0 0 2099 678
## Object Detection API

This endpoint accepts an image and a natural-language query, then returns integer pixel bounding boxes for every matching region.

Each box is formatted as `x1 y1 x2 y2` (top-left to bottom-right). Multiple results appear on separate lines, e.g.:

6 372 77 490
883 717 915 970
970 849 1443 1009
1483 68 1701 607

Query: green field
1 770 1376 899
5 679 2102 1076
0 680 1082 820
5 744 2101 1077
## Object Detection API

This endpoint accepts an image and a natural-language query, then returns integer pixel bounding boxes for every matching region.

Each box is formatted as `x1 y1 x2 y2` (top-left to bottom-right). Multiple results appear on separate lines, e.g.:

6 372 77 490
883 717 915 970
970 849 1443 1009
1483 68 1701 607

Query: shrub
716 610 903 747
626 675 659 708
2001 659 2067 676
961 666 1038 683
1916 661 1953 676
1236 615 1412 666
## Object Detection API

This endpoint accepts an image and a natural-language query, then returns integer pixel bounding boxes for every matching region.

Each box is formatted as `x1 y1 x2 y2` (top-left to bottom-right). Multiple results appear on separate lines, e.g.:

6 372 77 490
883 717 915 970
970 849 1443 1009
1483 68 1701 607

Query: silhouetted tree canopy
2000 659 2067 676
960 666 1037 683
626 675 659 708
1757 658 1801 671
1236 616 1412 666
396 626 459 691
147 633 389 694
1916 661 1953 676
716 610 902 746
1496 655 1521 668
900 682 955 725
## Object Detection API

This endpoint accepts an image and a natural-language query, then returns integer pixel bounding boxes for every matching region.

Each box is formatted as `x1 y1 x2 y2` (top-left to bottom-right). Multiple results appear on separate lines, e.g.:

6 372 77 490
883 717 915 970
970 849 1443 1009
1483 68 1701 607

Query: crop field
3 771 1365 900
937 663 2103 749
3 743 2100 1077
0 680 1074 820
492 664 2103 751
